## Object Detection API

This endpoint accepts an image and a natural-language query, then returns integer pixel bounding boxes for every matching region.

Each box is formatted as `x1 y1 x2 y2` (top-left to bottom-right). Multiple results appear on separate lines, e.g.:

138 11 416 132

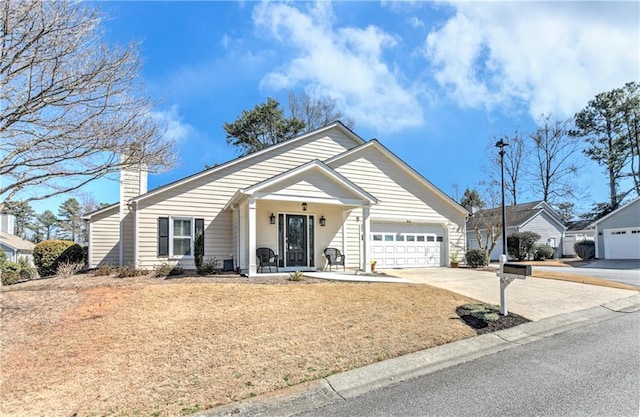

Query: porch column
248 198 257 276
362 206 371 273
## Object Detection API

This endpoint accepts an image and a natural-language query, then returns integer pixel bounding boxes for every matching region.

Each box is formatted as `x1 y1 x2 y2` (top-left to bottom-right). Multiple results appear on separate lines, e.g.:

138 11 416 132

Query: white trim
325 139 469 217
134 201 139 268
248 198 257 276
168 216 196 259
223 159 378 210
132 122 365 204
593 197 640 225
82 203 118 220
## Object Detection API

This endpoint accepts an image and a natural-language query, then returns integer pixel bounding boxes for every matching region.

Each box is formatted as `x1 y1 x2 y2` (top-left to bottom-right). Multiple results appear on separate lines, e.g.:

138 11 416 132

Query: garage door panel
604 228 640 259
370 222 445 268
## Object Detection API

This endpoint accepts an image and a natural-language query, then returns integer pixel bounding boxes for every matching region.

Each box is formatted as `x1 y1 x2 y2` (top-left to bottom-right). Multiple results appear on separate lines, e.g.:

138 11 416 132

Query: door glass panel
278 214 284 267
287 215 307 266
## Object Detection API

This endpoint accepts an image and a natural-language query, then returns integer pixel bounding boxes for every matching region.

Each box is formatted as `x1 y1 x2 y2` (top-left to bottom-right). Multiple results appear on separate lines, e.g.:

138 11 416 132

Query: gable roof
224 159 379 210
130 121 364 204
0 231 35 252
593 196 640 225
325 139 470 217
467 200 566 231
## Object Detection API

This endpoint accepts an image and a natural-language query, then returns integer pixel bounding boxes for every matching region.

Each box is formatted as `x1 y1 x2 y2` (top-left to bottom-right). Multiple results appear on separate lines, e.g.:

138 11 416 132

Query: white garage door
370 223 444 268
604 228 640 259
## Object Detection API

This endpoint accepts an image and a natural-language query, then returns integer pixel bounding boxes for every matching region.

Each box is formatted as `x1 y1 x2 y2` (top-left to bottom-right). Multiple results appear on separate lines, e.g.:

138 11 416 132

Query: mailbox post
497 255 531 315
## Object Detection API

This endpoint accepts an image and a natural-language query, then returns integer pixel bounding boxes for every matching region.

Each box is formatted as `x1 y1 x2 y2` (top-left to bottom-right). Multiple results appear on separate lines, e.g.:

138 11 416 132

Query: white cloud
252 2 423 133
426 2 640 118
151 105 193 143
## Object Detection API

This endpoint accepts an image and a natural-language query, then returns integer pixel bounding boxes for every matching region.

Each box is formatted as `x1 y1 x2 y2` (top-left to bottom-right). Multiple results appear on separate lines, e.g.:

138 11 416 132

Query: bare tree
466 181 506 258
287 91 355 131
529 115 584 204
486 131 527 205
0 0 176 209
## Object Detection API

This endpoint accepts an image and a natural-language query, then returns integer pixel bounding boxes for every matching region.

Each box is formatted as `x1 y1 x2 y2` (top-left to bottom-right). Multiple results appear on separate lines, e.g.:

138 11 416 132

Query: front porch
222 160 379 277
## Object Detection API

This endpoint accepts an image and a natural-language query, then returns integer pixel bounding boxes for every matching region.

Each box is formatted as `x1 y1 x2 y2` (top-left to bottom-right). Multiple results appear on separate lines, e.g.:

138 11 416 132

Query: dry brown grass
530 271 640 291
0 273 477 416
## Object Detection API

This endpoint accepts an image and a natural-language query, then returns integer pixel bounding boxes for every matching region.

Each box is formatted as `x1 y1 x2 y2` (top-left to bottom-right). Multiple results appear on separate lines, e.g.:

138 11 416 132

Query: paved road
533 265 640 287
296 311 640 417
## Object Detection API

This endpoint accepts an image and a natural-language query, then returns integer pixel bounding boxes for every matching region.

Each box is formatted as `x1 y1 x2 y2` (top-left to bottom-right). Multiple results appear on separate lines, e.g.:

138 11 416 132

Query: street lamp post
495 139 509 256
496 138 510 316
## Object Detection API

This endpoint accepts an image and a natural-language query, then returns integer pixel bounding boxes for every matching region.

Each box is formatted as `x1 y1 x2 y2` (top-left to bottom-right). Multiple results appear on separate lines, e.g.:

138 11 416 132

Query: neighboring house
467 201 566 261
0 214 35 264
563 219 595 257
84 122 469 276
593 197 640 260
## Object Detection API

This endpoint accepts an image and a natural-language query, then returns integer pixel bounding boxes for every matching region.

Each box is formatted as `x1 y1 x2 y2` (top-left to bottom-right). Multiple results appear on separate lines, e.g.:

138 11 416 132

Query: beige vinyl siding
260 174 361 201
344 210 362 268
89 207 120 268
135 129 359 268
330 146 466 261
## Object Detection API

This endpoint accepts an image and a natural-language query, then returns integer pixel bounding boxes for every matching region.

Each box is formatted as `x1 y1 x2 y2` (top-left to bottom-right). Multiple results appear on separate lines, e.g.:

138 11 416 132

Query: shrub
197 257 221 275
93 265 118 276
534 244 555 261
116 264 148 278
194 231 204 269
1 261 22 285
288 270 304 281
507 231 540 261
154 263 184 278
574 240 595 260
33 240 85 277
17 256 37 280
56 261 84 278
465 248 489 267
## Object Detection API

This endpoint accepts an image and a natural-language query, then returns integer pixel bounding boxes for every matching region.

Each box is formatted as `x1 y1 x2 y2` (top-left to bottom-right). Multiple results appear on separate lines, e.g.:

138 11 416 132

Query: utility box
503 263 532 277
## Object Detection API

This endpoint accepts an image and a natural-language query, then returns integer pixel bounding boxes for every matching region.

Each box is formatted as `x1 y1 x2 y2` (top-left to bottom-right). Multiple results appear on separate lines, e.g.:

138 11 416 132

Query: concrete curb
196 293 640 417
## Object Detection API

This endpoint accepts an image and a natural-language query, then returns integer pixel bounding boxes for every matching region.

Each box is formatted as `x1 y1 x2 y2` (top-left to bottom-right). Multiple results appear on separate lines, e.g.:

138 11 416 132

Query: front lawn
0 273 480 416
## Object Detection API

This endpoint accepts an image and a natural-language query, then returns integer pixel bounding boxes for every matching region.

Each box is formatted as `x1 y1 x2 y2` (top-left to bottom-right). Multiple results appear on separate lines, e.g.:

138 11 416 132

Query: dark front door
287 215 307 267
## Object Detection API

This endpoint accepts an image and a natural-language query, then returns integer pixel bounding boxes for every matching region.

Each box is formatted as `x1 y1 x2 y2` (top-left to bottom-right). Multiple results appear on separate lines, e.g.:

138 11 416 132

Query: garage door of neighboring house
603 227 640 259
370 223 444 268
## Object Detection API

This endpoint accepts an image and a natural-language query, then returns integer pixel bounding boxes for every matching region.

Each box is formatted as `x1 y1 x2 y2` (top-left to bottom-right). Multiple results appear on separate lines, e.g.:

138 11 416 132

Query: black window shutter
195 218 204 256
158 217 169 256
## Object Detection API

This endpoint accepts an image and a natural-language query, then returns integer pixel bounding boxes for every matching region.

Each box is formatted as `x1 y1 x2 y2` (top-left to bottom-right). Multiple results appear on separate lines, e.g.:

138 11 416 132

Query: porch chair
256 247 279 273
323 247 345 271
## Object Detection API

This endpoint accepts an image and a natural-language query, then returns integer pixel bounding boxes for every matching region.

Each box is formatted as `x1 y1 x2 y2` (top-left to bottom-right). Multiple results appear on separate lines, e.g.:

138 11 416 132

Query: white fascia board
244 160 378 204
82 203 118 220
520 209 567 231
593 196 640 225
326 140 469 217
131 122 365 204
222 189 246 211
255 193 370 207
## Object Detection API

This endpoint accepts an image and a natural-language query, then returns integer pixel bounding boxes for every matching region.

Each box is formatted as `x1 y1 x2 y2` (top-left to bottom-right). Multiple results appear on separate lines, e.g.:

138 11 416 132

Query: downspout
134 201 139 269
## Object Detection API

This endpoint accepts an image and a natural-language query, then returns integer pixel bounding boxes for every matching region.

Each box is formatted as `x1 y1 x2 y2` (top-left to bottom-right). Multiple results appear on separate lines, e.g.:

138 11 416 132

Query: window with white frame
158 216 204 257
172 218 192 256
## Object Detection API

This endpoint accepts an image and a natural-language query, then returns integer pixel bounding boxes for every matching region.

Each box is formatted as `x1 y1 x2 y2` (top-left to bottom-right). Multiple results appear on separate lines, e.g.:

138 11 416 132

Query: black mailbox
503 263 532 276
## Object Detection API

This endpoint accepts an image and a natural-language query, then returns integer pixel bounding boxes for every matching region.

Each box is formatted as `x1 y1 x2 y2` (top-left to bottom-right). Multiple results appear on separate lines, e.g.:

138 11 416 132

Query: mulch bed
456 303 530 335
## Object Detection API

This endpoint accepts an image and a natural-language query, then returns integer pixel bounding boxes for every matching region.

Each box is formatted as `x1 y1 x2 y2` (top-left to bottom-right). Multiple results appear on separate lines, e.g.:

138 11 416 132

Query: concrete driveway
382 267 638 321
533 260 640 288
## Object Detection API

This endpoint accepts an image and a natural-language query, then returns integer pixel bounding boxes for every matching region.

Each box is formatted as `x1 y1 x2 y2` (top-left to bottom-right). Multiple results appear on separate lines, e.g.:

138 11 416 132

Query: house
466 200 566 261
563 219 595 257
593 197 640 260
84 122 469 276
0 214 35 264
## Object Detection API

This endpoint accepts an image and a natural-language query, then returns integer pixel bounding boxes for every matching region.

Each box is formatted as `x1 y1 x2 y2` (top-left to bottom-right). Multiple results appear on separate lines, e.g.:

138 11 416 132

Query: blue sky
30 1 639 217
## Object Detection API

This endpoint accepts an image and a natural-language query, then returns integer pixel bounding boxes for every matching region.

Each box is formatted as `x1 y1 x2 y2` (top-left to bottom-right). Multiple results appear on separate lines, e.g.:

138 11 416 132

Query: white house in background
593 197 640 260
466 200 566 261
84 122 469 276
563 219 595 257
0 214 35 264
